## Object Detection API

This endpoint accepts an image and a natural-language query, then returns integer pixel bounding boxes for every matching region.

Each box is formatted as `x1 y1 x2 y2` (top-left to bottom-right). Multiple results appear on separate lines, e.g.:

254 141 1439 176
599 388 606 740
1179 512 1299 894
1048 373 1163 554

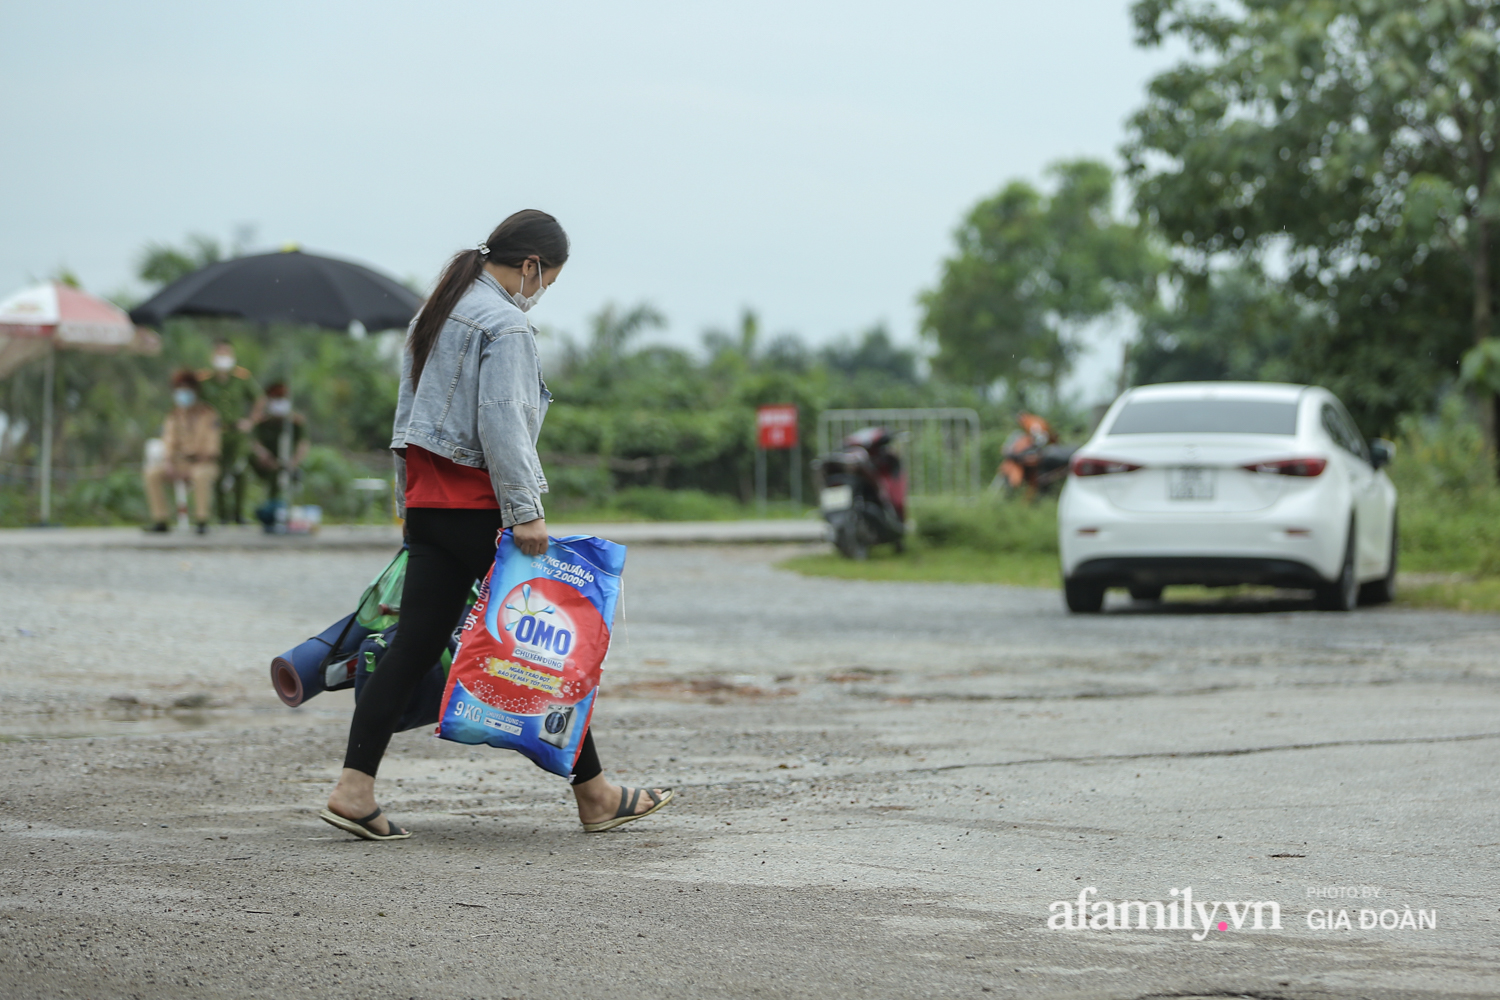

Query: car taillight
1070 456 1142 477
1241 457 1328 477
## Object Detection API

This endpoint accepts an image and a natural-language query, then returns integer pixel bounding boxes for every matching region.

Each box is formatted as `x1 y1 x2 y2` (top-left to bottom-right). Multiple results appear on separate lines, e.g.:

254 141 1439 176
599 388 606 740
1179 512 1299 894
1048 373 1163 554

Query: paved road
1 540 1497 999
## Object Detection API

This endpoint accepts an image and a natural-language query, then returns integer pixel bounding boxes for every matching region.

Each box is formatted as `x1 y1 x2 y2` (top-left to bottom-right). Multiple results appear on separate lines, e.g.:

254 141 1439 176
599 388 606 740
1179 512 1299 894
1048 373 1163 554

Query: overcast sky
1 1 1175 399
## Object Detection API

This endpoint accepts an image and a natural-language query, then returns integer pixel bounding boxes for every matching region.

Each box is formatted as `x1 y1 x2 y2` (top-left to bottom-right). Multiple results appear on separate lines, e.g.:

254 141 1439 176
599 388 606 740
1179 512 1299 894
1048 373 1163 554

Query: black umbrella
129 248 422 332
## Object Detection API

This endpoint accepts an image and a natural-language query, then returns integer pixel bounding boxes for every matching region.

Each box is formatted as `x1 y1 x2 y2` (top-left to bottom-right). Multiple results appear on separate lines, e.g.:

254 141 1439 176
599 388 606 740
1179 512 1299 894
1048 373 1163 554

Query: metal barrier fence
817 408 982 499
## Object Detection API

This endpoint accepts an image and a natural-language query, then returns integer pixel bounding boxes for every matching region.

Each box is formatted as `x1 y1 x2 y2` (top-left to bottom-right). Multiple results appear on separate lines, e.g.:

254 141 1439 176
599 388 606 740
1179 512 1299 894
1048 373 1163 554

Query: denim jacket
390 271 550 526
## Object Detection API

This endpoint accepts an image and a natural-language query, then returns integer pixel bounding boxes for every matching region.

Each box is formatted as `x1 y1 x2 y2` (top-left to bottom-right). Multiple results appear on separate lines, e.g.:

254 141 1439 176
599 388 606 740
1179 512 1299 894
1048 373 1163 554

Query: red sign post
754 405 801 511
756 405 799 450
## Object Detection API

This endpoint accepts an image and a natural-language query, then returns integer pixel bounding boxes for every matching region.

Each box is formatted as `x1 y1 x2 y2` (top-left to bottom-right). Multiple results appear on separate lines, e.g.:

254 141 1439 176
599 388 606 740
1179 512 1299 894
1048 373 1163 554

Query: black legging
343 507 602 783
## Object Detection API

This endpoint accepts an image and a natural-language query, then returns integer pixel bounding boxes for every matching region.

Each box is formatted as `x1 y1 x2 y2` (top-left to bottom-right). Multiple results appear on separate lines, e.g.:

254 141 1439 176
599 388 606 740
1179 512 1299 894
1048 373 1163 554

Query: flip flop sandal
319 807 412 841
582 786 675 833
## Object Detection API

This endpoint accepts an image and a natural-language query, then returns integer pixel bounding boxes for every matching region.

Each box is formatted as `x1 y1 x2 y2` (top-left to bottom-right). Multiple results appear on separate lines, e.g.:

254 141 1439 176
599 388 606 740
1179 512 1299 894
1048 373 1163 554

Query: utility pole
39 343 55 524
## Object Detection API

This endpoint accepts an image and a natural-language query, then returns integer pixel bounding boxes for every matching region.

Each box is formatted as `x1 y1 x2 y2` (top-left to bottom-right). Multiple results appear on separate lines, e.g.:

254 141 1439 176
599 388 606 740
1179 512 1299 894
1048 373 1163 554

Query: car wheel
1359 511 1398 605
1315 518 1359 612
1064 579 1105 613
1128 584 1164 603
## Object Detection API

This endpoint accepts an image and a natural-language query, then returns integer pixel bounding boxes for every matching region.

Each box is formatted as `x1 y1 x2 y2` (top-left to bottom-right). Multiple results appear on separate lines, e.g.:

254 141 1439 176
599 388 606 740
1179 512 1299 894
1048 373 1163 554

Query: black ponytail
407 209 569 387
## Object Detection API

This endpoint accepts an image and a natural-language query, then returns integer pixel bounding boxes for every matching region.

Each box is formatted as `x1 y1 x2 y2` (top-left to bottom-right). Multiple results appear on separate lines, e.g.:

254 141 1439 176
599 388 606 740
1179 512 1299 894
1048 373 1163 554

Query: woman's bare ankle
327 767 378 818
571 774 613 814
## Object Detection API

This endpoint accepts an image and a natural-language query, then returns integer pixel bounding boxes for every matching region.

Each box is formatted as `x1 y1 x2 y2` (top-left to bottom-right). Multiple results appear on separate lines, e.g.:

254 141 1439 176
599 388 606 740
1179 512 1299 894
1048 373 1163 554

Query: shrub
609 486 748 521
1390 398 1500 575
543 461 614 508
913 496 1059 554
0 469 148 527
298 445 369 521
68 469 150 524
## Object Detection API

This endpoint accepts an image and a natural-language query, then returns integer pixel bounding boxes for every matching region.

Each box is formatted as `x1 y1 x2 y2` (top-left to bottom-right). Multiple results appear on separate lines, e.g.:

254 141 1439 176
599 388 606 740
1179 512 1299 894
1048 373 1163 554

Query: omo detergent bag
437 530 625 777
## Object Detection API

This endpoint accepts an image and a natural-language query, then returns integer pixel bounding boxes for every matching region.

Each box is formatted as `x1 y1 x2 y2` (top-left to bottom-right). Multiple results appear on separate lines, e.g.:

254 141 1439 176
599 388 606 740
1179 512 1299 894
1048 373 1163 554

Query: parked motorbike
814 427 908 560
993 412 1077 500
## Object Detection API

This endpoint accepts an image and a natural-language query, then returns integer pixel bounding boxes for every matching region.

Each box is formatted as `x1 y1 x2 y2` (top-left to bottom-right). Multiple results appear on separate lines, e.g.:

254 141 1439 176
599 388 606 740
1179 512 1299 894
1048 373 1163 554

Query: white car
1058 382 1397 613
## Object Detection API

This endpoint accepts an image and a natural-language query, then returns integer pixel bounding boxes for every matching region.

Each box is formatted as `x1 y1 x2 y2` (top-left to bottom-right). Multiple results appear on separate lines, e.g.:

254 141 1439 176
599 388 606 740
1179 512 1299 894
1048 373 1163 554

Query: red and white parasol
0 282 157 378
0 282 161 522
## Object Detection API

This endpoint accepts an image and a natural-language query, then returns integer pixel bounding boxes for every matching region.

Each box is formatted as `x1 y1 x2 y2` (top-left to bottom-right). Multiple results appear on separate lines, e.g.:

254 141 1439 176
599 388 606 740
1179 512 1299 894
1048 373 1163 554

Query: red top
403 445 499 509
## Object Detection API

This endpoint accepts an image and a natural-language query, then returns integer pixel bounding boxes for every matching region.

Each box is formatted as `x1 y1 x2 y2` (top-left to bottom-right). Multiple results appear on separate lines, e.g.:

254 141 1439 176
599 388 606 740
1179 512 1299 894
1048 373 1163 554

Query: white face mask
512 266 548 313
212 354 235 372
173 388 197 408
267 398 292 417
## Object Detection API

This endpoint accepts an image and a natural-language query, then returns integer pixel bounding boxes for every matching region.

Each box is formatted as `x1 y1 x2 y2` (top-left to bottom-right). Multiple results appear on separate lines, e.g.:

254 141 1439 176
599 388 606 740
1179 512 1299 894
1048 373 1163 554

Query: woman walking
322 210 672 840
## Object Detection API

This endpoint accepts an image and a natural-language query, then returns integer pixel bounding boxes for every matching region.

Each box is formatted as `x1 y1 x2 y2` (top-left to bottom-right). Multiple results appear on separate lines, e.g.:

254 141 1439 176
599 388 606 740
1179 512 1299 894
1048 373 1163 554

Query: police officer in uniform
143 370 222 534
196 340 263 523
249 381 309 502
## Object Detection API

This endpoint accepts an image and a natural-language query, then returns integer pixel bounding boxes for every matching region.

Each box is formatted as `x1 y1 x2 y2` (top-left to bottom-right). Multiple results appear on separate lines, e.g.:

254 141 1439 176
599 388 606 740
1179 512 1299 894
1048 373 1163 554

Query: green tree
1131 264 1312 385
537 302 1012 506
820 325 919 384
1127 0 1500 458
138 235 223 287
920 159 1163 403
582 302 667 367
702 308 763 374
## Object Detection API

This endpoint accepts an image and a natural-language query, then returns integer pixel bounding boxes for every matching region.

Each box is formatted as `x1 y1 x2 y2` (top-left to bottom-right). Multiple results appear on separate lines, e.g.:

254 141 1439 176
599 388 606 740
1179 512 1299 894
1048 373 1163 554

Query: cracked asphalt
1 538 1498 999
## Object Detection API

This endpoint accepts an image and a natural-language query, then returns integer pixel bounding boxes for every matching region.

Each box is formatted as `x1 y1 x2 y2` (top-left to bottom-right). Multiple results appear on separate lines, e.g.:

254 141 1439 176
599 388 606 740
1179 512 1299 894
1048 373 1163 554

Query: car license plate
820 485 853 512
1168 466 1215 500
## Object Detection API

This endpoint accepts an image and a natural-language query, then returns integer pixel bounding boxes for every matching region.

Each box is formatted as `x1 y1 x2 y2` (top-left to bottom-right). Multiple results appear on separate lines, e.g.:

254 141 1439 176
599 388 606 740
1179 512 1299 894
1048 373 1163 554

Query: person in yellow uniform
144 371 221 534
196 340 262 523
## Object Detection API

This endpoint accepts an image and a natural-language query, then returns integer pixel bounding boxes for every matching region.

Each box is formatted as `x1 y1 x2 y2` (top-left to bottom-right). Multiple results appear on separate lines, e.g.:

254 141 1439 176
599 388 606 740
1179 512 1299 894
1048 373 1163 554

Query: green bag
355 548 407 632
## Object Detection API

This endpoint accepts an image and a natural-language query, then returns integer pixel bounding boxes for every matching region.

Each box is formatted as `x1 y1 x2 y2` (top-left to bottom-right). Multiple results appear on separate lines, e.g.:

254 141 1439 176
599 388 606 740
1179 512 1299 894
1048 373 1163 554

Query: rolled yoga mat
270 613 373 707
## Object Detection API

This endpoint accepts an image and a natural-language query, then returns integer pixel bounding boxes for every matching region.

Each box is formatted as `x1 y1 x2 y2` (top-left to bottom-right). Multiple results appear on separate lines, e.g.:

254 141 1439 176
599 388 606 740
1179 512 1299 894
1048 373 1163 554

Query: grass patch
1399 577 1500 614
551 487 807 522
781 496 1060 586
912 496 1059 555
779 544 1059 587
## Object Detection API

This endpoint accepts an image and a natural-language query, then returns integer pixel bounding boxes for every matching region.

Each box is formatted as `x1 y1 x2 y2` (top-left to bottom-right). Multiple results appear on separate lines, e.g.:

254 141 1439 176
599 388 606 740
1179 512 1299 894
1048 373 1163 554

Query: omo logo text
503 583 574 658
513 613 572 655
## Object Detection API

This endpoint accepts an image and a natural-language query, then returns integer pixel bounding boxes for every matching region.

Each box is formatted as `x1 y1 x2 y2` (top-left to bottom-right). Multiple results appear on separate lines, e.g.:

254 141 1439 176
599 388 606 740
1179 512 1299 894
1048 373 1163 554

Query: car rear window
1107 398 1299 435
